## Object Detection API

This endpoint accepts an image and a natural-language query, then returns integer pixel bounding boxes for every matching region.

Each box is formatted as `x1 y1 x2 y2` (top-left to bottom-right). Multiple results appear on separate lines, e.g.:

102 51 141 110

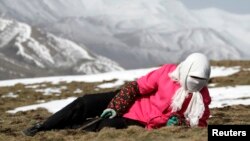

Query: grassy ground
0 61 250 141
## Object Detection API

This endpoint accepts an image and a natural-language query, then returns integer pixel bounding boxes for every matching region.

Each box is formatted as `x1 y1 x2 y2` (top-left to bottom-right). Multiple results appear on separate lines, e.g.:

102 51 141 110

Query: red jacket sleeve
198 87 211 127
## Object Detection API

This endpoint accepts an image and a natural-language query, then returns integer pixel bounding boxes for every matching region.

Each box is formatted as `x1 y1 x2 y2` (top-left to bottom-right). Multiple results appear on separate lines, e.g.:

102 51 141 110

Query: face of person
186 76 207 92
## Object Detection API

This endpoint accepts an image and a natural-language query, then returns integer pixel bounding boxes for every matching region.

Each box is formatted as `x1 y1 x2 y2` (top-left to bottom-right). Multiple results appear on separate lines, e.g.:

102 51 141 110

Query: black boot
22 123 43 136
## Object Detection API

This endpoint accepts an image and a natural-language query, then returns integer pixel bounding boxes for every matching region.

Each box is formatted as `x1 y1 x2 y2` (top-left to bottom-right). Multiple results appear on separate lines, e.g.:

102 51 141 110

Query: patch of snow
0 67 157 87
209 85 250 108
2 92 18 98
208 83 217 87
36 100 45 103
73 88 83 94
7 97 77 114
35 88 62 95
210 66 240 78
0 19 13 31
243 68 250 71
60 86 67 90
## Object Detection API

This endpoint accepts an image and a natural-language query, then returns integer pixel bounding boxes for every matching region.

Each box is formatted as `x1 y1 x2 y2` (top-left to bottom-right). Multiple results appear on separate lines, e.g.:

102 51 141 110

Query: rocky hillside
0 18 123 80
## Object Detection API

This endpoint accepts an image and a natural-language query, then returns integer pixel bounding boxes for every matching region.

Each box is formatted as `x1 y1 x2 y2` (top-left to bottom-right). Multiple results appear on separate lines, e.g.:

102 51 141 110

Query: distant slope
0 18 123 80
0 0 250 69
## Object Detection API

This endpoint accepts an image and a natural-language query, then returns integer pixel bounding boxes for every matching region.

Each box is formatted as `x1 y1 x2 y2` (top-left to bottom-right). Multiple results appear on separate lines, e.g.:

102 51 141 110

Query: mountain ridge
0 18 124 80
0 0 250 69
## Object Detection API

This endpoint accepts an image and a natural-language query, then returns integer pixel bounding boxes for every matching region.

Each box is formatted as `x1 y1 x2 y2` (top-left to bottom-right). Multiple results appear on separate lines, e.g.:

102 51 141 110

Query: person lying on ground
23 52 211 136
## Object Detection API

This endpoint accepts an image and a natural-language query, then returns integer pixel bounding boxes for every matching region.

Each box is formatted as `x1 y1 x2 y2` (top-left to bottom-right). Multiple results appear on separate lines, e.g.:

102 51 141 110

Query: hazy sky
179 0 250 15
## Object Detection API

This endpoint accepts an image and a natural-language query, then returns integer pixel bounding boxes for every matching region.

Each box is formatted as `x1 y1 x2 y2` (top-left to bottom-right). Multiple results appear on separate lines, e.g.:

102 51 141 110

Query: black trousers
39 90 144 132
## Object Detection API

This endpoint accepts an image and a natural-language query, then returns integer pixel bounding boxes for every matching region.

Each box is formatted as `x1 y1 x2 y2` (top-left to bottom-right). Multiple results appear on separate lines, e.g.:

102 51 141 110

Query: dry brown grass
210 60 250 68
0 60 250 141
209 60 250 87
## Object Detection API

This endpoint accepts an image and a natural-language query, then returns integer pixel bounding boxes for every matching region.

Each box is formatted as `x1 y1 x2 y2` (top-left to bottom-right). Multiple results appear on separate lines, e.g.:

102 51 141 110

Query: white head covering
169 53 211 126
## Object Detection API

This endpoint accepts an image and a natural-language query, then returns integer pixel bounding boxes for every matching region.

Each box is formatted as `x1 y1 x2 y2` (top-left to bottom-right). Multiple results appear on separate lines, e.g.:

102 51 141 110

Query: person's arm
102 65 167 117
105 81 140 116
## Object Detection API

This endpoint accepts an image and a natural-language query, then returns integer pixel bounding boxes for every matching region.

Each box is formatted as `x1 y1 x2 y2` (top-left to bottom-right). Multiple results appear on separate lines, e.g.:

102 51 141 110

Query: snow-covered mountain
0 18 123 80
0 0 250 69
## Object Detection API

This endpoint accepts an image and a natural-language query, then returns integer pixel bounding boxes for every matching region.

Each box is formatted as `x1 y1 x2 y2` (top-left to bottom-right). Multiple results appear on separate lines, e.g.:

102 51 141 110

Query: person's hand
100 108 117 119
166 116 179 126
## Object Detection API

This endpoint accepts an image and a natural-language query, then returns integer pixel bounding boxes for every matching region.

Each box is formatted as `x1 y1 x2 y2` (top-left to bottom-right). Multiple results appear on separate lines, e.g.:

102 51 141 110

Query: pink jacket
123 64 211 129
